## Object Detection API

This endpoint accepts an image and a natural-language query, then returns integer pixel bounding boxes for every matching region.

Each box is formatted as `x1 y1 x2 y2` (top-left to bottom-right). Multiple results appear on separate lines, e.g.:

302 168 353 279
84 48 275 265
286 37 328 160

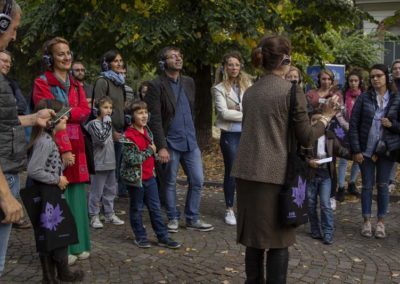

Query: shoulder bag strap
287 82 297 153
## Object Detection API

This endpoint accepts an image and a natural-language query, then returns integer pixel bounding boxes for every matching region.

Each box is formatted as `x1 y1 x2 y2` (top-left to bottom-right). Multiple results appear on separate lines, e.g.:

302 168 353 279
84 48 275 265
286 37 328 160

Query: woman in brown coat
231 35 339 283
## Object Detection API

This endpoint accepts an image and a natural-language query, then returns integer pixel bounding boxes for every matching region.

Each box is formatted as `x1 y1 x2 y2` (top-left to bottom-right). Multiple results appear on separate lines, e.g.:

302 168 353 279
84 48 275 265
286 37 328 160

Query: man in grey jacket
0 0 54 276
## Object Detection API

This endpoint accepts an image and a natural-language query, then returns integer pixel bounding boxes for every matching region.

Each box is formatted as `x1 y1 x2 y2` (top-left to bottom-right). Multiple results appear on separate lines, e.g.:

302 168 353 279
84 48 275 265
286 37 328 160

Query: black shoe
134 239 151 248
158 237 181 249
347 183 360 197
311 232 322 239
335 187 345 202
323 234 333 245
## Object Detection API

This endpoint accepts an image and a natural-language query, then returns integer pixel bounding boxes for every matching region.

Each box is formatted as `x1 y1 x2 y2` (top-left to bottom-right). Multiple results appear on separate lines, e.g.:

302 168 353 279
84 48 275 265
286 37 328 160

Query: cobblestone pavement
2 187 400 284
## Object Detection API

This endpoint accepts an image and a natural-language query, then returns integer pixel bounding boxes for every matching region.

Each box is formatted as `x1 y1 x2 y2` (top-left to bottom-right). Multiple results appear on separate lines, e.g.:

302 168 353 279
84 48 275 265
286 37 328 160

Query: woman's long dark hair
27 99 64 156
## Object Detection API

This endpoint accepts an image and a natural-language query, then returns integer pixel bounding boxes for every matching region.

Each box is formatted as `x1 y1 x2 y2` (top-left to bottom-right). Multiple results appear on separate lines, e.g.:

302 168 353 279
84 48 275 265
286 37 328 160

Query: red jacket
33 71 91 183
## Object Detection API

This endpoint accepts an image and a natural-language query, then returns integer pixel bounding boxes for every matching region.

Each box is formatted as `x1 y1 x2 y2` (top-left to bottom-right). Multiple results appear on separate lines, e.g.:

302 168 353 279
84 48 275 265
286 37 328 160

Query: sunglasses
280 55 291 66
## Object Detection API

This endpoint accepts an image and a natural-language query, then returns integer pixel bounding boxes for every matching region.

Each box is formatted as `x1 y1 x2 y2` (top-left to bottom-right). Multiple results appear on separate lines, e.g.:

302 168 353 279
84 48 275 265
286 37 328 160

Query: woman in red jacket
32 37 91 265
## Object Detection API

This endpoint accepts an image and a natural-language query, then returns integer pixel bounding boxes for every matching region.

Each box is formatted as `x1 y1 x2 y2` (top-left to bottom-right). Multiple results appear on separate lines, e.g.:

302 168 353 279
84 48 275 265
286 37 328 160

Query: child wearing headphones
24 99 84 283
120 100 181 249
86 96 124 228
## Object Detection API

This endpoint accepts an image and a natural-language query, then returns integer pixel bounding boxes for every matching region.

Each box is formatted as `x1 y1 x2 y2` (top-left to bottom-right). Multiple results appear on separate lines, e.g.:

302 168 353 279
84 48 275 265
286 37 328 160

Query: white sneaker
105 214 125 225
330 197 337 211
77 251 90 260
224 209 237 225
68 254 77 266
389 183 396 193
167 219 179 233
90 215 104 229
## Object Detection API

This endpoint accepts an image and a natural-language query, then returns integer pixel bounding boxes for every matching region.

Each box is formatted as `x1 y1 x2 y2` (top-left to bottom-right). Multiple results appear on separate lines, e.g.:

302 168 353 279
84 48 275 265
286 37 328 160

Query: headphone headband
0 0 12 34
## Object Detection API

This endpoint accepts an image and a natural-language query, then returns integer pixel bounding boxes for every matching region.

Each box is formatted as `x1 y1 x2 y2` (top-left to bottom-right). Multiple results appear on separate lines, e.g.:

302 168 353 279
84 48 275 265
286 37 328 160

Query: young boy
305 113 350 245
120 100 181 249
86 96 124 228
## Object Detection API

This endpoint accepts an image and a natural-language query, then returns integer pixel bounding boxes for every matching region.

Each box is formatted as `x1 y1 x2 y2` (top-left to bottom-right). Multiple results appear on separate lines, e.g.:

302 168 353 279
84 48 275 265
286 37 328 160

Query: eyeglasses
166 53 183 60
280 54 291 66
73 68 85 72
369 73 385 80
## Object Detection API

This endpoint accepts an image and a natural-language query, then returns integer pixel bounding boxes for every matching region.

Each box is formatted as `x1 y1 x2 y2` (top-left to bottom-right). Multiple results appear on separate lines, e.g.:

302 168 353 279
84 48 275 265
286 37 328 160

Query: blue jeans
0 174 20 275
114 141 127 196
337 158 360 188
359 156 393 218
164 147 204 224
127 177 168 241
307 176 334 236
220 131 241 208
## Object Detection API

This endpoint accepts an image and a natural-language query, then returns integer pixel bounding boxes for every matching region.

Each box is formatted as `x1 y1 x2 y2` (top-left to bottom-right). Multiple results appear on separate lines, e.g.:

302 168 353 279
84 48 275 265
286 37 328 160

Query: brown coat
232 74 327 249
231 74 325 185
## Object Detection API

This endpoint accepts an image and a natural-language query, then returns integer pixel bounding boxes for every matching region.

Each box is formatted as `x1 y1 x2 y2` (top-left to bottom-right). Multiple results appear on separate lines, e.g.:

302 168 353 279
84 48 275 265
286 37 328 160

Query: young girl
120 100 181 249
306 113 350 245
24 99 83 283
86 96 124 228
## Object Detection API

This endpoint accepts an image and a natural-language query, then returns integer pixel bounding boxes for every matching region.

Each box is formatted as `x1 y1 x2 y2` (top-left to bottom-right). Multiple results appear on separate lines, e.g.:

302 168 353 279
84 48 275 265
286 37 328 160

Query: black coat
349 89 400 154
144 74 196 149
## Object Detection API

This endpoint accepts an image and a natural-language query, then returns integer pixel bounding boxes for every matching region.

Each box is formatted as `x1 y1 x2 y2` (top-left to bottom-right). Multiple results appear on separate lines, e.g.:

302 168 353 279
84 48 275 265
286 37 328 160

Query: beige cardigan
231 74 326 185
212 82 247 131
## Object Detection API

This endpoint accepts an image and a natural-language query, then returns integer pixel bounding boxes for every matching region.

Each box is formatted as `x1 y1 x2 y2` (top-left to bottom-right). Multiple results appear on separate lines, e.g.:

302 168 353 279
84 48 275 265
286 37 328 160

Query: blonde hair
214 51 251 92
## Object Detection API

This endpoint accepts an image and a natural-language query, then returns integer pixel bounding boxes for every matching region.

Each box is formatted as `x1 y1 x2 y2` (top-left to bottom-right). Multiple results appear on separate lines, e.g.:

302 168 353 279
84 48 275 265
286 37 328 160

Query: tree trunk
192 63 213 151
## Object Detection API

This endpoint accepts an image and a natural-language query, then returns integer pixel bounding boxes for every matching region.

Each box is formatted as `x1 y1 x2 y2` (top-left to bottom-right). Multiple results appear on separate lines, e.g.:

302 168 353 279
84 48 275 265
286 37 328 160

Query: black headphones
158 46 175 71
92 96 113 118
0 0 12 34
42 44 73 69
101 57 110 72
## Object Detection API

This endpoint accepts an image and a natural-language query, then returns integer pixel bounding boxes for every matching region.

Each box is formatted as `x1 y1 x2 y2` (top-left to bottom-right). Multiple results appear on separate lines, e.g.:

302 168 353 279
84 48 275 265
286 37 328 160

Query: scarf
100 70 125 86
345 88 361 119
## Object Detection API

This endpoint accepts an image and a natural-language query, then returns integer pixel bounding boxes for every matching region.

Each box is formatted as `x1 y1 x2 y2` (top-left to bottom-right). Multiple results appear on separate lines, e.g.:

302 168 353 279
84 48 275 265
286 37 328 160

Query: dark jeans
359 156 394 218
245 247 289 284
114 141 127 196
127 177 168 241
220 131 241 208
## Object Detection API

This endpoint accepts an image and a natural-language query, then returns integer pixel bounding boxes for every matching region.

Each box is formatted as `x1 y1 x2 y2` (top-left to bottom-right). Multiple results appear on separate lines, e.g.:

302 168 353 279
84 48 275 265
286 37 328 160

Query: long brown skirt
236 179 296 249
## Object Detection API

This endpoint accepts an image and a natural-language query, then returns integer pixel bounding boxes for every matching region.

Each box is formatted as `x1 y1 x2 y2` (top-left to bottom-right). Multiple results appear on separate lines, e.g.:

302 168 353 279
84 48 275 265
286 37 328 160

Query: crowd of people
1 1 400 283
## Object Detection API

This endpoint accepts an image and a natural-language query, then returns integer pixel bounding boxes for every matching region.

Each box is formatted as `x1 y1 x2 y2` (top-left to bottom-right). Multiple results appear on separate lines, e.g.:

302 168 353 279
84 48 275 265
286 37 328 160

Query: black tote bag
20 182 78 252
279 83 309 227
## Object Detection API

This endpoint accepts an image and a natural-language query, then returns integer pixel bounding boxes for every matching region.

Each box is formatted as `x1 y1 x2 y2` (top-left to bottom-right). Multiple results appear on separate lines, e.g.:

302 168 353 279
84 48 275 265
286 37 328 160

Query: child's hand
308 159 319 169
58 176 69 190
62 152 75 167
150 143 157 154
103 115 112 124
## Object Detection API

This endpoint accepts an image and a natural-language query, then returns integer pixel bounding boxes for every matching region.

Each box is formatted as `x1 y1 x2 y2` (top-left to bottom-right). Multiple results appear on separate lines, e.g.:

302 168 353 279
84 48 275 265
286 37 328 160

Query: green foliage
9 0 379 144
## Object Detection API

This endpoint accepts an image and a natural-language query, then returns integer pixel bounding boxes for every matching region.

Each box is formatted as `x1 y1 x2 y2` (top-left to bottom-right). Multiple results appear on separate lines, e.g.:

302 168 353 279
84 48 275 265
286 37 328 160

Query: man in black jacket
145 46 213 233
0 0 54 276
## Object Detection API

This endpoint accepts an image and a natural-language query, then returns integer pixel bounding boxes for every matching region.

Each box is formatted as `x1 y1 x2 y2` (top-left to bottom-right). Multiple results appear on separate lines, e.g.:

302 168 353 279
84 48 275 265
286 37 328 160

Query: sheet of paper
315 157 333 164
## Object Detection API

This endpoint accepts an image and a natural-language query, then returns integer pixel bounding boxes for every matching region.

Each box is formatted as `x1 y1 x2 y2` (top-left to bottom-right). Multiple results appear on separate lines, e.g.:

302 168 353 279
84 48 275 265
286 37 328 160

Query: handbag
279 82 309 227
80 123 96 175
20 181 78 252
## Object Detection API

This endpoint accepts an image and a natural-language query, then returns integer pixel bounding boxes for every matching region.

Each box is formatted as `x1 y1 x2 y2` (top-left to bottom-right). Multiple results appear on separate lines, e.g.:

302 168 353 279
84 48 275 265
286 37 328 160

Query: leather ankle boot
348 182 360 197
52 247 84 282
266 248 288 284
39 255 60 284
335 187 345 202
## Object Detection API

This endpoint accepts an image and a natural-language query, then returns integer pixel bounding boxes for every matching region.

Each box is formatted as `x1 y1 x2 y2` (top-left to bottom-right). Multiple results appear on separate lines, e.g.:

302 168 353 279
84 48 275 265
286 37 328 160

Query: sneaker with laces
389 183 396 193
90 215 104 229
105 214 125 225
186 220 214 232
158 237 181 249
68 255 78 266
361 221 372 238
167 219 179 233
224 209 237 225
323 234 333 245
77 251 90 260
134 239 151 248
330 197 337 211
375 222 386 239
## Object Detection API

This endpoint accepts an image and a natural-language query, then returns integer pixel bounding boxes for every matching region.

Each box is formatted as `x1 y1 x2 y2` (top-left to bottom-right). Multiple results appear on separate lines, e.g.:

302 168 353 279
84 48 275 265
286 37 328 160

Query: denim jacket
119 126 156 187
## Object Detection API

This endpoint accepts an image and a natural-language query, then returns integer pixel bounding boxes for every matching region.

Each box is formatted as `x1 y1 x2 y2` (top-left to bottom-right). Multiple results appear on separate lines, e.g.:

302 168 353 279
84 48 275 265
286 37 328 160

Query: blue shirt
166 78 198 152
364 90 390 157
